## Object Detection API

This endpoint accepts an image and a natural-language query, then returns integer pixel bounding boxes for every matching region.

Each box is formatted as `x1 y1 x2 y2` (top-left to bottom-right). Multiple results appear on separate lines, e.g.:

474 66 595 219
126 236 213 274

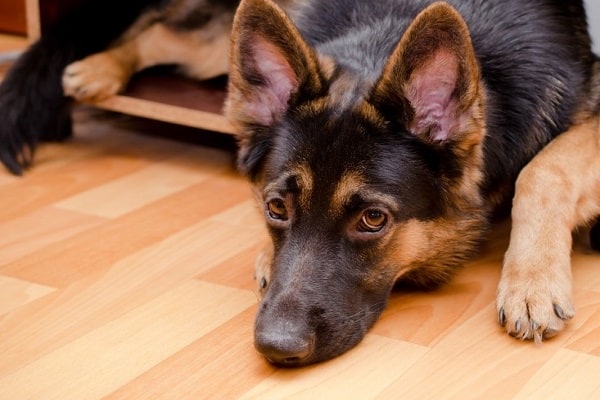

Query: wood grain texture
0 106 599 399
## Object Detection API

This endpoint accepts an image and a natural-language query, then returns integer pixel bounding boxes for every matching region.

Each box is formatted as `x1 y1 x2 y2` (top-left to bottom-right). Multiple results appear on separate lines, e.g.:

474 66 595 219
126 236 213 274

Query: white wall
585 0 600 54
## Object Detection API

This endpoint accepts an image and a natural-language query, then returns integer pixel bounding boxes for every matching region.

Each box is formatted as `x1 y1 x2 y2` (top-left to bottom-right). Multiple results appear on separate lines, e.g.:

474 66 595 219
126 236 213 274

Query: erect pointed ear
371 2 484 144
225 0 323 129
224 0 324 178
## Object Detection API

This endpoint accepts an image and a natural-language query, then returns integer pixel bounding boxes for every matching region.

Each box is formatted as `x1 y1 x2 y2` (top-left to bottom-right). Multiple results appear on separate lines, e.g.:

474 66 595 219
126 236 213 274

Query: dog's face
249 106 446 364
226 0 488 365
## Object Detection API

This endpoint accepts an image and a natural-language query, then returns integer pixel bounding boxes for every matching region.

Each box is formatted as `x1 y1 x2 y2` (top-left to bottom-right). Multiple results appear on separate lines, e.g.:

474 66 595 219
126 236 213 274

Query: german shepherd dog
226 0 598 365
0 0 598 366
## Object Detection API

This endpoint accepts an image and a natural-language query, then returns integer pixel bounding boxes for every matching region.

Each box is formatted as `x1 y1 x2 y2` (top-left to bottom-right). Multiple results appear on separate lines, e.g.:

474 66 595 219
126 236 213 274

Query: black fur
0 0 165 174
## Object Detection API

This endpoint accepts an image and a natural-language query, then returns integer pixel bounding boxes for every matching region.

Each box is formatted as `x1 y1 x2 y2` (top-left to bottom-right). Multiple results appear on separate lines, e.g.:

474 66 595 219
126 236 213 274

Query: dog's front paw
62 53 130 102
496 254 574 343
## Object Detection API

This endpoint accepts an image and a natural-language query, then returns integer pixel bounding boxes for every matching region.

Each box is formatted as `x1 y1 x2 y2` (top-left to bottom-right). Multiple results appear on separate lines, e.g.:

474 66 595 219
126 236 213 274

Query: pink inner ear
405 50 460 141
244 37 299 126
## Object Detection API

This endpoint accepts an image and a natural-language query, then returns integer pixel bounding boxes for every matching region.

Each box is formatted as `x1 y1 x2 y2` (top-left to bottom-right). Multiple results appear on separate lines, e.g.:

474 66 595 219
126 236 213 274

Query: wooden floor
1 37 600 400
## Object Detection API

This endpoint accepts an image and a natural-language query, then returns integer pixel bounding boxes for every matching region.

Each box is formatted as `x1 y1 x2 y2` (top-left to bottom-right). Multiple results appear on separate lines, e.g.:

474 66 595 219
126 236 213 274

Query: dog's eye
267 199 288 221
359 209 387 232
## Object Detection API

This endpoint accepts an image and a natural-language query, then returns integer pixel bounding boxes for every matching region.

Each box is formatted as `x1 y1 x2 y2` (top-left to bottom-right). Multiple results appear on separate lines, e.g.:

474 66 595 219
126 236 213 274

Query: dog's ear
225 0 324 176
371 2 484 144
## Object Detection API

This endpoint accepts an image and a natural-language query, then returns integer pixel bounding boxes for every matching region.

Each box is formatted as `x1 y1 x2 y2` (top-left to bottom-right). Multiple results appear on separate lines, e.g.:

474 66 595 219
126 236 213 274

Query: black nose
254 323 315 365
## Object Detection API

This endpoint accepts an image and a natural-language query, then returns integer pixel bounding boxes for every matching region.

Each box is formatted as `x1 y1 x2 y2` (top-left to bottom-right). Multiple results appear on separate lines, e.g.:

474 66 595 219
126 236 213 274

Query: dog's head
226 0 488 365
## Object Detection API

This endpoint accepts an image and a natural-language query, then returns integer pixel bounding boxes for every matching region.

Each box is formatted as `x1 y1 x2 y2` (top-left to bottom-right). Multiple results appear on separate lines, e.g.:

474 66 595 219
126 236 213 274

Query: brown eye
267 199 288 221
359 209 387 232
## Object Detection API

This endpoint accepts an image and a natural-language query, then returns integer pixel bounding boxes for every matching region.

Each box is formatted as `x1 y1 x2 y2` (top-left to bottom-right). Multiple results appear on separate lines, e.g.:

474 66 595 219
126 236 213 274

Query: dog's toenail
498 308 506 326
543 328 559 338
553 304 568 320
260 277 268 289
532 321 540 331
515 319 521 334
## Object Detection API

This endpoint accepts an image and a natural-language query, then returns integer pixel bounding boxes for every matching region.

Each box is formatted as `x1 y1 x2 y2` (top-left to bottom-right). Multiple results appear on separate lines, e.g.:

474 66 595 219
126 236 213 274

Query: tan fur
329 172 365 217
254 241 274 296
292 164 314 210
62 49 137 102
317 54 337 81
390 212 487 288
331 177 400 220
261 165 313 207
62 14 232 102
498 115 600 341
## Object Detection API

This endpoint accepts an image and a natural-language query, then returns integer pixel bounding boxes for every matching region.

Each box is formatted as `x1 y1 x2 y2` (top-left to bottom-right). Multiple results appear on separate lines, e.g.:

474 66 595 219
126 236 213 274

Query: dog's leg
497 116 600 342
62 16 231 102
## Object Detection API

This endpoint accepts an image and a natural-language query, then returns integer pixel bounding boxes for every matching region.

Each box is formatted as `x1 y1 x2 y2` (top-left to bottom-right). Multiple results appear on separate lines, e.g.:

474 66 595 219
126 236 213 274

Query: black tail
0 0 164 174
